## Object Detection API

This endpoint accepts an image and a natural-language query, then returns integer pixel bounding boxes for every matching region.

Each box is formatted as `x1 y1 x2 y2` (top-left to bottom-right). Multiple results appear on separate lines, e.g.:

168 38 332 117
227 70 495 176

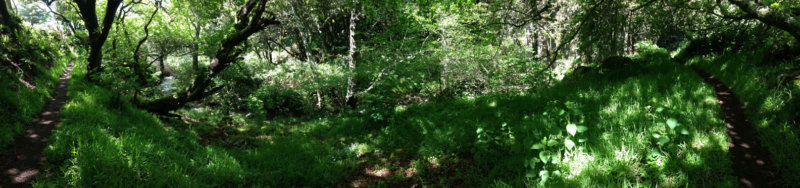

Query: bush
246 85 309 119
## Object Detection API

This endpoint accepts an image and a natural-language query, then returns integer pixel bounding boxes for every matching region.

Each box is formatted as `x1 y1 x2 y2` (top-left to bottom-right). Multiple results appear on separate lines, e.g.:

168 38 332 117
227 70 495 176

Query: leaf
551 152 561 164
666 118 679 129
539 170 550 184
656 107 664 113
547 139 559 147
531 144 544 150
564 138 575 150
652 133 661 138
526 171 536 178
657 136 670 145
553 170 562 177
680 128 690 135
576 126 588 133
566 123 577 136
539 151 551 163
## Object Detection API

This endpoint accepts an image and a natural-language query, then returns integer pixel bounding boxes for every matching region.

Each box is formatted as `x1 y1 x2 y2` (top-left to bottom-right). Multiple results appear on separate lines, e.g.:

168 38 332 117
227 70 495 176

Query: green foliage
0 28 70 150
293 50 736 187
246 85 309 119
689 51 800 186
37 60 356 187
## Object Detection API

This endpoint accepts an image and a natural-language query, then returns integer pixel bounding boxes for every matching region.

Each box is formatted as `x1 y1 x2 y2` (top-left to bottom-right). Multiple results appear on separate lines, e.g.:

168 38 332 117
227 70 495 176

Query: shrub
246 85 309 119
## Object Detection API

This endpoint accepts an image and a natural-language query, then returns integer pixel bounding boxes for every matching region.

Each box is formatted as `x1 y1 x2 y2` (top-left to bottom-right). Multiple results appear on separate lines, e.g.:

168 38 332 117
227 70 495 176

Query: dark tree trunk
0 0 21 35
74 0 124 82
133 1 160 88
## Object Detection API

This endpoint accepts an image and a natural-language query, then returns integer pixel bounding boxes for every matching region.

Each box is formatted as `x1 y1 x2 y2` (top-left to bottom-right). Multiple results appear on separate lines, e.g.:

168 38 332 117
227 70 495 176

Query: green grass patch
0 55 69 150
38 45 738 187
689 51 800 186
285 46 736 187
36 59 355 187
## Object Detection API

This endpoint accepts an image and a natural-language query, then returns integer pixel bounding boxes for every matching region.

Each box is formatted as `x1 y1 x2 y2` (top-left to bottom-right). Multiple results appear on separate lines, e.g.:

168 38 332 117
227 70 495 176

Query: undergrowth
689 51 800 186
36 59 355 187
0 31 70 150
37 44 737 187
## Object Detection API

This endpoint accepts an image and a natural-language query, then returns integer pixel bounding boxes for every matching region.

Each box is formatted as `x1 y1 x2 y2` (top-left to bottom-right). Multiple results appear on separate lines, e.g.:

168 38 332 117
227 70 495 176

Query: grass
36 59 354 187
0 51 69 150
688 51 800 186
37 45 738 187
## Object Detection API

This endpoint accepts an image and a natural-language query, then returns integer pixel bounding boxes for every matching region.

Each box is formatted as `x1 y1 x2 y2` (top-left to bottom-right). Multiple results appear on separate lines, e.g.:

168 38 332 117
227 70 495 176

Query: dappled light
1 0 799 187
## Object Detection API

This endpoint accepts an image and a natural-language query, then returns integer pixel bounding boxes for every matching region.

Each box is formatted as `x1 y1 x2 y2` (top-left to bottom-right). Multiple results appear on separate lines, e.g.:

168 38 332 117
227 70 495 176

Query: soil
0 60 73 187
693 68 785 188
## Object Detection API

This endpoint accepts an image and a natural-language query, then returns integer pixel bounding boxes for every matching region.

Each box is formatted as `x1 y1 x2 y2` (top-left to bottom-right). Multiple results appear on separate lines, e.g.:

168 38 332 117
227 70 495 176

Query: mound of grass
36 60 356 187
689 51 800 185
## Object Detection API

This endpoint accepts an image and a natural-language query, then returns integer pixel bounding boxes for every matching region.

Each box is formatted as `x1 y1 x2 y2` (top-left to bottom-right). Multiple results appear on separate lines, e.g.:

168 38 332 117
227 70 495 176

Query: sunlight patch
562 148 594 179
613 144 637 163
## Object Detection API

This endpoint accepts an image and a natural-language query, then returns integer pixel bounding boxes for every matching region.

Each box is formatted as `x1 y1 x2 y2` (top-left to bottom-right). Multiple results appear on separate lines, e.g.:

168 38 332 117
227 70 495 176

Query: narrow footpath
693 68 785 188
0 60 74 187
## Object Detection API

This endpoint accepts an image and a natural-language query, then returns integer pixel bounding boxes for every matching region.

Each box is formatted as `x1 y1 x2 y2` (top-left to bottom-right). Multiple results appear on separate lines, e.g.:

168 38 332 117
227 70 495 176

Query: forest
0 0 799 187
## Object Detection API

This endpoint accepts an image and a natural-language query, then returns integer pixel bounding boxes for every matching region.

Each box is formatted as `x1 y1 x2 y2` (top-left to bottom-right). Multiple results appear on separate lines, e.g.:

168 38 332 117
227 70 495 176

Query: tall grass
689 51 800 185
36 59 355 187
0 48 69 150
288 45 736 187
38 45 738 187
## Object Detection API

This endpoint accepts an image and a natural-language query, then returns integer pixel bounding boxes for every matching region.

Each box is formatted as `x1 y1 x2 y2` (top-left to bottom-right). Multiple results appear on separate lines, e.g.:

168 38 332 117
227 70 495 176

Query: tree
73 0 124 81
142 0 280 114
344 0 358 108
0 0 22 34
727 0 800 42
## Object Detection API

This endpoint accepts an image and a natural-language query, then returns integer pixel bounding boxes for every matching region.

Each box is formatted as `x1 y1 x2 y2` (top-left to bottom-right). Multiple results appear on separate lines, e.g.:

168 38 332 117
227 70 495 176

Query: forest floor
0 60 73 187
692 68 784 187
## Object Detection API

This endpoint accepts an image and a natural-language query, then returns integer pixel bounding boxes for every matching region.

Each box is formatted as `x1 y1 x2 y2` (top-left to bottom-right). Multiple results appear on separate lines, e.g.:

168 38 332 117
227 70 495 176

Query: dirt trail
0 60 73 187
693 68 785 188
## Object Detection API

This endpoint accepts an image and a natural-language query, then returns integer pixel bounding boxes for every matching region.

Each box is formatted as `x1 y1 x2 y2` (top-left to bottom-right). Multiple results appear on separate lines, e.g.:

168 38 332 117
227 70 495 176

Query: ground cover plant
689 51 800 185
0 0 798 187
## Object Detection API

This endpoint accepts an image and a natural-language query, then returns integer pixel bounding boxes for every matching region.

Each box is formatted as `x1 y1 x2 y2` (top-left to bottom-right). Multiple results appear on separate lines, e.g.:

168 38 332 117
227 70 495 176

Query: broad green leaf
680 128 690 135
553 170 562 177
564 139 575 149
539 151 551 163
666 118 678 129
576 126 588 133
566 123 577 136
546 139 559 147
551 152 561 164
539 170 550 184
531 144 544 150
657 136 670 145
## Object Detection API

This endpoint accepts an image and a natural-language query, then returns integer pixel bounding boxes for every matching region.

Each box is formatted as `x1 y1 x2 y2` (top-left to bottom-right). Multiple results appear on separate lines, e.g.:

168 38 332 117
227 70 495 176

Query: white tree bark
345 0 358 107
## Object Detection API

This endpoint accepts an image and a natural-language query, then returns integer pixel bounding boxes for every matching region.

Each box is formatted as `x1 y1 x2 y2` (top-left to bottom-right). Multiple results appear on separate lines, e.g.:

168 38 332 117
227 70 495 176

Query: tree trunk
345 1 358 108
0 0 21 35
74 0 124 81
133 2 160 88
141 0 279 114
